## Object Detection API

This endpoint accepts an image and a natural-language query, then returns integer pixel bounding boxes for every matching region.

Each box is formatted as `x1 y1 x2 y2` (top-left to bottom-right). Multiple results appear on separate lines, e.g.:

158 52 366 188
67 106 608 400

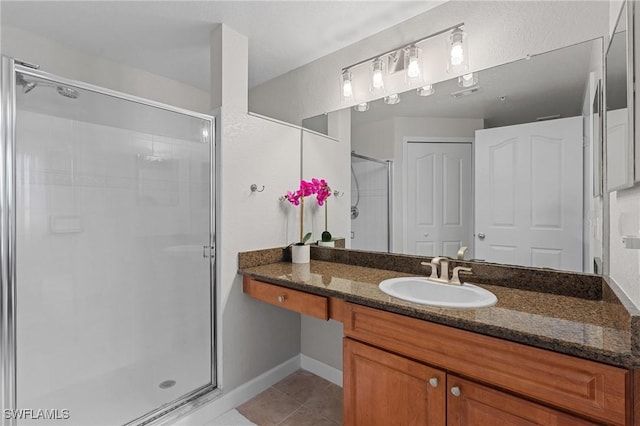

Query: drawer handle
277 295 287 303
428 377 438 388
450 386 461 397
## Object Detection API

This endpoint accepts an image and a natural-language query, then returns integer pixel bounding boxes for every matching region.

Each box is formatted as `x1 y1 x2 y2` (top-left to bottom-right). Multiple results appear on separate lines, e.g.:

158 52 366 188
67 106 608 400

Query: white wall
249 1 609 125
218 110 303 391
1 26 209 114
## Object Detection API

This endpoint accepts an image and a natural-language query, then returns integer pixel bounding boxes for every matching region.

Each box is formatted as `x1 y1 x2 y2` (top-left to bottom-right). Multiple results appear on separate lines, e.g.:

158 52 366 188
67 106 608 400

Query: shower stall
350 152 392 252
1 57 216 425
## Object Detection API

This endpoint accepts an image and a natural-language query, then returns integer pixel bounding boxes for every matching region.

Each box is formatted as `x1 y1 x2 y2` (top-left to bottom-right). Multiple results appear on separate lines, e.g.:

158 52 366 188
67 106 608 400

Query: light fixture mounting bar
341 22 464 72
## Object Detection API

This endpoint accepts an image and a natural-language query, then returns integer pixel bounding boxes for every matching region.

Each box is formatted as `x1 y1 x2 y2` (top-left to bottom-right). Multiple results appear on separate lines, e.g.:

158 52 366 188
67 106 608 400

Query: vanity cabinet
242 278 630 425
343 338 446 425
344 338 599 426
343 302 627 425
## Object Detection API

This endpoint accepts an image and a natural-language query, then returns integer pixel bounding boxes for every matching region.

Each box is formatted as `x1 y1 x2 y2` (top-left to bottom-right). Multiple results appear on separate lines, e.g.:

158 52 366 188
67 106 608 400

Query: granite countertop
239 248 639 369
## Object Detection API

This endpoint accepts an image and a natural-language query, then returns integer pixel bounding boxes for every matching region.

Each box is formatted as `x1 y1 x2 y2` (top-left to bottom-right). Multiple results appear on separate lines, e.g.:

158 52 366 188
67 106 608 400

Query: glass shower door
350 153 391 252
8 66 214 425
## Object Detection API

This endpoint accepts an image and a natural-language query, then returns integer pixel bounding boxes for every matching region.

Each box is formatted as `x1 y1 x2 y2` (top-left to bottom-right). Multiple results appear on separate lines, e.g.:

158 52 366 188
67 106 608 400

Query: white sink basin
378 277 497 309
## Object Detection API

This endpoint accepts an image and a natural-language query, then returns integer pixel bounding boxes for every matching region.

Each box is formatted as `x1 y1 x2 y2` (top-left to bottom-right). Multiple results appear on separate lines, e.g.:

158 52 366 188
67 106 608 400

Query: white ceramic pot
291 244 310 264
317 240 335 247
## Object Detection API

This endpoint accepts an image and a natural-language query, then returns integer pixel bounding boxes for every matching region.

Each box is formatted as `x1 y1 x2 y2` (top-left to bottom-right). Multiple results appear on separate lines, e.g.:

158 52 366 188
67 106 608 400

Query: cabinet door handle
477 233 486 240
428 377 439 388
277 295 287 303
450 386 461 397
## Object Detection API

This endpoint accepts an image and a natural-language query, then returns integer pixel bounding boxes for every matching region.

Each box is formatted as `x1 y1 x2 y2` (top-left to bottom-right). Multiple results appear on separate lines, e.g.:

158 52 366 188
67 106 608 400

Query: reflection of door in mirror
405 141 472 258
475 117 583 272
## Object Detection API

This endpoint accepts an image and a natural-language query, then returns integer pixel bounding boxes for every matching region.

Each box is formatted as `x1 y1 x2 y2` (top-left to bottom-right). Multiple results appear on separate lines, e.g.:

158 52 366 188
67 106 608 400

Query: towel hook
250 184 265 193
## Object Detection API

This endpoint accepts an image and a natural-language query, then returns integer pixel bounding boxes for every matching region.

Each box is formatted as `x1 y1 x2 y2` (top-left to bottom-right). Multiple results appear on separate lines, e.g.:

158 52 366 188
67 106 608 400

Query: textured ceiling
1 1 445 91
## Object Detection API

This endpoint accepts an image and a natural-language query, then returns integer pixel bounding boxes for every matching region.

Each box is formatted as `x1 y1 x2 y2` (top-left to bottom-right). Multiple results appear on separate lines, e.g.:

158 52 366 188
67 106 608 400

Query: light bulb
451 41 464 66
342 70 353 99
407 57 420 78
370 58 385 92
372 69 384 89
448 27 469 74
343 79 353 98
405 45 421 81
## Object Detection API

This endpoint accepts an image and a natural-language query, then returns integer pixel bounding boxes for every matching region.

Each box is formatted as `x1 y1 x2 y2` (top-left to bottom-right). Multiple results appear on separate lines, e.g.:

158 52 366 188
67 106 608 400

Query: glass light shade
370 58 386 93
353 102 370 112
405 45 422 82
458 73 478 88
447 28 469 74
384 93 400 105
341 70 353 100
416 84 435 97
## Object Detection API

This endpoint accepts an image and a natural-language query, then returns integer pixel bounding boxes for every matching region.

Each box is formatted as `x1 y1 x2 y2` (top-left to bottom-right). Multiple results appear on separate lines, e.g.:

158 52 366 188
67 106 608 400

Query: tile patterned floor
237 370 343 426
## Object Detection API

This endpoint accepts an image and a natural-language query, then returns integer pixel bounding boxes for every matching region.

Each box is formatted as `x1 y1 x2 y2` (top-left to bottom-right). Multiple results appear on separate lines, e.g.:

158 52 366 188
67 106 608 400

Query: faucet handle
420 261 440 280
451 266 473 285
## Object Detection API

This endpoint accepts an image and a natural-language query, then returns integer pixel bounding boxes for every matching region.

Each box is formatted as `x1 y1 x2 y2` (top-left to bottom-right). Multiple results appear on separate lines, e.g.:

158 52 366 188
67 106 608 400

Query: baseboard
300 354 343 387
171 355 300 425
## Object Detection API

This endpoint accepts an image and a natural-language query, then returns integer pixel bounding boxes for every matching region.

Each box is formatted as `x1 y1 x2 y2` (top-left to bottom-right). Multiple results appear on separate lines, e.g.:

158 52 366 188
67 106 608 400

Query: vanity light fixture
384 94 400 105
353 102 370 112
416 84 435 96
458 72 478 88
448 27 469 73
341 70 353 100
370 58 386 93
339 22 465 104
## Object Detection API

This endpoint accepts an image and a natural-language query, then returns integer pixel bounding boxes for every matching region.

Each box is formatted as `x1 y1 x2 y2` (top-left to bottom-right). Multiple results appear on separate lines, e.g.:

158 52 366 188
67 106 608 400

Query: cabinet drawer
343 303 628 425
243 277 328 320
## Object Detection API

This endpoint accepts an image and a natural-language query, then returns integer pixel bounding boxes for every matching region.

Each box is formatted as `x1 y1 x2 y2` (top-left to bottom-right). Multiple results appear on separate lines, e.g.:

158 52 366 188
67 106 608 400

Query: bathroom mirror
302 38 605 274
605 1 635 191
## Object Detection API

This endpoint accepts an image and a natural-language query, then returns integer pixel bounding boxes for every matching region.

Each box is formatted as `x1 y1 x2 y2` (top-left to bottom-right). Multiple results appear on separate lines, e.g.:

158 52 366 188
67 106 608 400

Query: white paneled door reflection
474 117 582 271
405 142 473 258
15 79 213 426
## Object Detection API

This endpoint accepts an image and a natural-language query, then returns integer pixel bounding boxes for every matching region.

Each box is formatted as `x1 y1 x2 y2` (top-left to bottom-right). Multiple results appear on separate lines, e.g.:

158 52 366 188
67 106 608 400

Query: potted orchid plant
283 178 331 263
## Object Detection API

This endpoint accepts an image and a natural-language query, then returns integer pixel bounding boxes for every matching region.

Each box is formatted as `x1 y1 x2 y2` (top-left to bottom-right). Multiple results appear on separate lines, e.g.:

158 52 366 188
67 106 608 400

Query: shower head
16 75 37 94
16 74 80 99
23 81 37 94
56 85 79 99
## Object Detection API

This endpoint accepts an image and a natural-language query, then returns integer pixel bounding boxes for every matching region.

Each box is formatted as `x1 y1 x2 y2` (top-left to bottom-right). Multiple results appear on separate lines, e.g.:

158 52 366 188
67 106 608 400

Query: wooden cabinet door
344 338 446 426
447 375 599 426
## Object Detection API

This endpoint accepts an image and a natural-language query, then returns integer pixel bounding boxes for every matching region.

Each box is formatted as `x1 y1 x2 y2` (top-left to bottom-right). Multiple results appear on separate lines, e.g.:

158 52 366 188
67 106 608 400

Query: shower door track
0 56 218 426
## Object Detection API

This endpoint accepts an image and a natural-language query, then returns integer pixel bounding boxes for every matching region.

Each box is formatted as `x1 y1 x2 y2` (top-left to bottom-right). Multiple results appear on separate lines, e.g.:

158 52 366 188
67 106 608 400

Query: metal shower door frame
0 56 218 426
